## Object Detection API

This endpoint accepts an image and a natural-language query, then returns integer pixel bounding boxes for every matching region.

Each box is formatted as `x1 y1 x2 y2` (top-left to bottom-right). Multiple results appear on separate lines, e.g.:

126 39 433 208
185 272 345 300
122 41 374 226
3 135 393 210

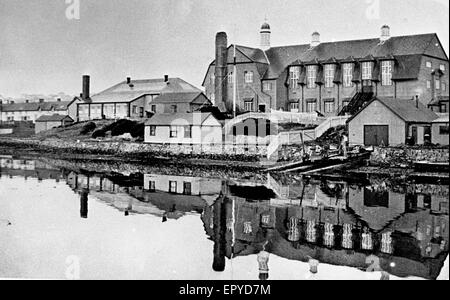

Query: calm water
0 154 448 280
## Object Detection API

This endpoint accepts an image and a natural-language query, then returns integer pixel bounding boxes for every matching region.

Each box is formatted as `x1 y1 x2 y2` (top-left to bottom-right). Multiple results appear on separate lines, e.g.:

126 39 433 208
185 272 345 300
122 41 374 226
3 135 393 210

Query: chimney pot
311 32 320 47
164 75 169 82
380 25 390 42
127 77 131 84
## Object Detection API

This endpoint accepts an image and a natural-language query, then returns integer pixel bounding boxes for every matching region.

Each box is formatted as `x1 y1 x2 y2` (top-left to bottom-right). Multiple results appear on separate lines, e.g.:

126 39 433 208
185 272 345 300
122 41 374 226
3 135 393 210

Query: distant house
150 92 212 114
0 98 80 123
431 114 449 145
144 112 223 145
35 114 74 134
77 75 203 121
348 97 438 146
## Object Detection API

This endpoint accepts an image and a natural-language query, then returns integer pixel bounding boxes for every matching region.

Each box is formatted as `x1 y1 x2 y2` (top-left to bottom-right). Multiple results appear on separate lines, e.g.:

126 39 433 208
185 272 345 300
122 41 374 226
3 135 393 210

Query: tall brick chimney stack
215 32 228 112
82 75 90 102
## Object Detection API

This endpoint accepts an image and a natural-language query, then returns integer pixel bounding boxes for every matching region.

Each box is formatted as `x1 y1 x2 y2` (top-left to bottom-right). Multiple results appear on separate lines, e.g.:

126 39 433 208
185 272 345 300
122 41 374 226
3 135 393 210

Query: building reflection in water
0 157 448 280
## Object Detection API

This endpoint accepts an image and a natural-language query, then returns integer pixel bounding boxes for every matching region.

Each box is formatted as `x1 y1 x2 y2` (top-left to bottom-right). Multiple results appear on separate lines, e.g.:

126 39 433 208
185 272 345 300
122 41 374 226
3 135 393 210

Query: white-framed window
324 101 335 113
244 100 254 112
381 60 393 86
169 181 177 193
263 82 272 91
440 64 446 71
170 126 178 138
443 82 447 92
184 125 192 138
228 72 234 84
290 66 300 89
307 65 317 89
148 181 156 192
149 126 156 136
290 102 299 111
324 64 335 88
426 61 432 68
306 101 316 112
343 63 353 87
436 79 441 90
210 73 215 85
427 80 431 89
244 71 254 83
362 62 373 80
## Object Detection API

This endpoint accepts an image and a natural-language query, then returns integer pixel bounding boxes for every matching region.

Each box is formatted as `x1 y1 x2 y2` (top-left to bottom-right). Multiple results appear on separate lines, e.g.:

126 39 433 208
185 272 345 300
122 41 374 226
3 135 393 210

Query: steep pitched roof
203 33 447 83
145 112 218 126
90 78 202 104
36 114 74 122
151 92 210 105
348 97 439 123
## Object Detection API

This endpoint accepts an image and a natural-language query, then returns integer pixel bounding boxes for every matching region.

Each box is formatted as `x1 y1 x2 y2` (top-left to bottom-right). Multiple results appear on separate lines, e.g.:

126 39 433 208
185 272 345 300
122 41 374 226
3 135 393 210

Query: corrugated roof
35 114 74 122
145 112 217 126
349 97 439 123
90 78 202 104
151 92 208 104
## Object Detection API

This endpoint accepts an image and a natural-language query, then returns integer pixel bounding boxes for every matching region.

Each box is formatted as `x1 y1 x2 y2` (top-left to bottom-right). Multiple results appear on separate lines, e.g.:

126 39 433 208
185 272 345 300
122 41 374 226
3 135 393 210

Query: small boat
267 151 371 174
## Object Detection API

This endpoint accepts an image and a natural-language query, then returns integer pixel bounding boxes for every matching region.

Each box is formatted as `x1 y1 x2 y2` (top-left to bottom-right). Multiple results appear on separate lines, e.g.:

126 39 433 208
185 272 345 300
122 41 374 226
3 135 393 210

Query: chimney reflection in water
80 188 89 219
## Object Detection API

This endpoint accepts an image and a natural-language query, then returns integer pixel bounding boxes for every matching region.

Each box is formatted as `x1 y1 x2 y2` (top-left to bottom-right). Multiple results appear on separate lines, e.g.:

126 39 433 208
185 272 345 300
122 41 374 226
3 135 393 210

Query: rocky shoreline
0 137 268 171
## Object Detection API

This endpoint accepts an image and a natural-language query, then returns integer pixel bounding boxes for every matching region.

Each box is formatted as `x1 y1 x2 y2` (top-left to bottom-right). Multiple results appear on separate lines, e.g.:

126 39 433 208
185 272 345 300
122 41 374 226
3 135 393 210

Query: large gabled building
76 75 205 122
203 23 449 116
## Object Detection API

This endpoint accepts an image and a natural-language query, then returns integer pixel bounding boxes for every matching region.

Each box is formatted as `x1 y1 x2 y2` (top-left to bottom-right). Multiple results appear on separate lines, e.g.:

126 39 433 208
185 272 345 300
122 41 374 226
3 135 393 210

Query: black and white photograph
0 0 448 284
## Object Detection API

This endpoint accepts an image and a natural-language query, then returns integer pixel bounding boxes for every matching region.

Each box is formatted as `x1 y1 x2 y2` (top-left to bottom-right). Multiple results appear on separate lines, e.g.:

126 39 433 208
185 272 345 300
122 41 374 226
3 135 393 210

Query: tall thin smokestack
82 75 90 101
215 32 228 112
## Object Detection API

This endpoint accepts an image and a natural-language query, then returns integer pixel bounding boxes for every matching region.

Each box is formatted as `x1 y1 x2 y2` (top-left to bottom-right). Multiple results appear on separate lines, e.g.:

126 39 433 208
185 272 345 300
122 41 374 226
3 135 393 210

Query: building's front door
411 126 418 144
364 125 389 146
259 104 266 113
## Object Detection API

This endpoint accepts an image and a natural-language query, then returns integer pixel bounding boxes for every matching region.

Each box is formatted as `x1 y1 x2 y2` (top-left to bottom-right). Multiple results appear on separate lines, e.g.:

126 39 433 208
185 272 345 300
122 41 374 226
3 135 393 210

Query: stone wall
370 146 449 167
1 138 268 161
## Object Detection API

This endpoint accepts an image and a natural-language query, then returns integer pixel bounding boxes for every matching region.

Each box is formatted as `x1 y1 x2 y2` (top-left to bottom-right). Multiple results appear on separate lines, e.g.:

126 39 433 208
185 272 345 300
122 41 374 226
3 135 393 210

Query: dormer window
307 65 317 89
362 62 373 80
324 64 335 88
381 60 393 86
289 66 300 89
343 63 353 87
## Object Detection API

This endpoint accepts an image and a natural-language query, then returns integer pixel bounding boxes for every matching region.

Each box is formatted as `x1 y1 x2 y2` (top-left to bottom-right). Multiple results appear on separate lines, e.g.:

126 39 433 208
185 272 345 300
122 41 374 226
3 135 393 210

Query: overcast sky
0 0 448 98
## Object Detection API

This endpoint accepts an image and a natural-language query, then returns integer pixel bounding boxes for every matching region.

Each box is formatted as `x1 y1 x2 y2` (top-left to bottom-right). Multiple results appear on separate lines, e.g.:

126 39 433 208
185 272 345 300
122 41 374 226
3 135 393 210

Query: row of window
288 99 350 113
4 116 30 121
426 61 446 71
147 180 192 195
211 71 255 85
427 79 447 91
148 125 193 138
290 61 394 89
